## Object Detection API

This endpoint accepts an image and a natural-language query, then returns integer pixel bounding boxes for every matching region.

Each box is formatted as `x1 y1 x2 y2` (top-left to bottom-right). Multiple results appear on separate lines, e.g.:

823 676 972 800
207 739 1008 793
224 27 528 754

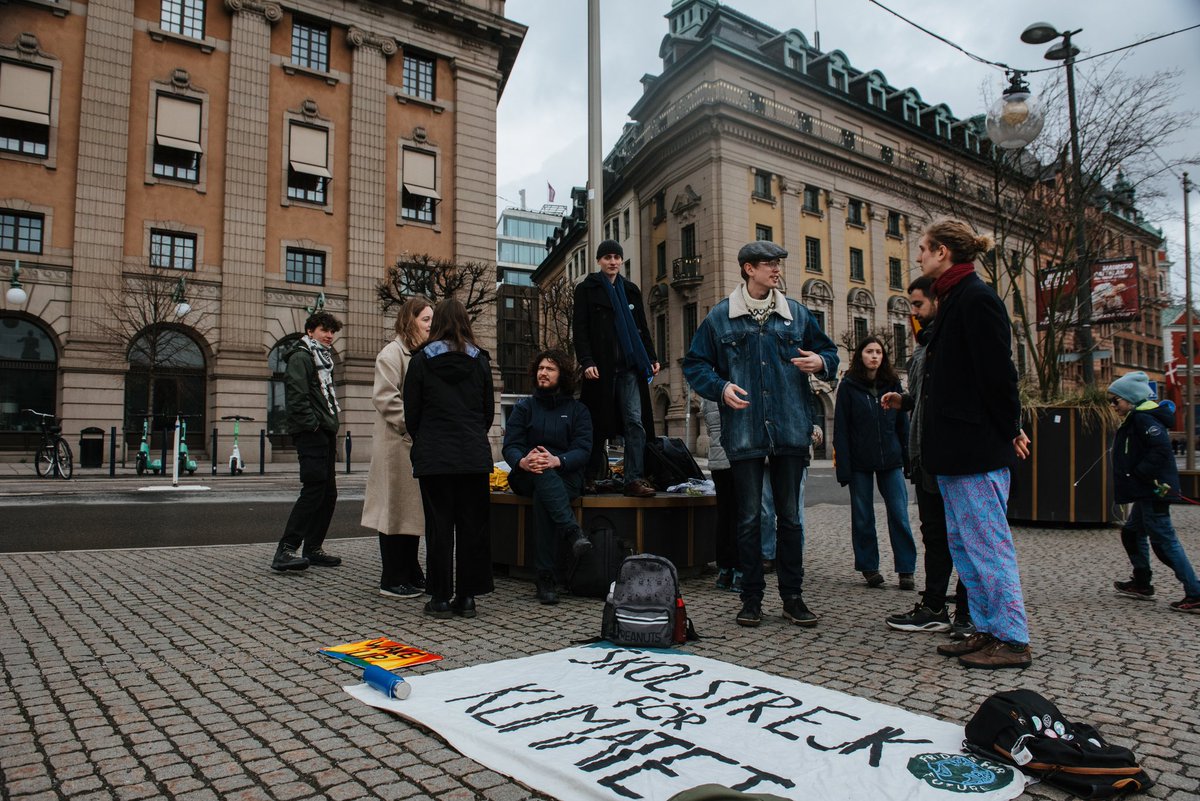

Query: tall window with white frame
285 248 325 286
150 230 196 271
849 248 864 281
402 53 435 101
0 210 43 253
291 20 330 72
161 0 205 39
805 237 821 273
0 61 52 158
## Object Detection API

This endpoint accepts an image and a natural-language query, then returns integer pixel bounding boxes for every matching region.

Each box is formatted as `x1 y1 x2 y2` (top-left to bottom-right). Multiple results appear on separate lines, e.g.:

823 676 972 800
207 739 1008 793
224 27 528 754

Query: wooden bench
489 491 717 579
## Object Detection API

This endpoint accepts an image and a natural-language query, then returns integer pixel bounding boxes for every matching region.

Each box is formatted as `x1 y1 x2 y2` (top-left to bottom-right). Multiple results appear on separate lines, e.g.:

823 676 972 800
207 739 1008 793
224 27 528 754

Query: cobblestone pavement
2 501 1198 801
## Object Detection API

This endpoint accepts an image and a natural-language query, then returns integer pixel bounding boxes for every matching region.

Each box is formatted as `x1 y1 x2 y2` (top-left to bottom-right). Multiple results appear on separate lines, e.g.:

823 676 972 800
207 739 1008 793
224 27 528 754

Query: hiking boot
729 570 744 593
714 568 733 590
735 600 762 627
424 599 452 619
567 527 593 559
304 549 342 567
1169 596 1200 614
937 631 993 657
451 596 477 618
959 640 1033 670
950 609 975 640
899 573 915 591
862 570 884 588
271 546 309 572
781 595 818 627
379 583 423 599
535 572 559 605
624 479 656 498
1114 579 1155 600
886 603 951 633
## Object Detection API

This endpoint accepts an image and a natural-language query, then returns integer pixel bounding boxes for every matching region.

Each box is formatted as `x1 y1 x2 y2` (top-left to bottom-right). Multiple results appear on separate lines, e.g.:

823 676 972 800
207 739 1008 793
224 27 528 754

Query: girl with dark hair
917 218 1033 670
833 336 916 589
404 298 495 619
361 296 433 599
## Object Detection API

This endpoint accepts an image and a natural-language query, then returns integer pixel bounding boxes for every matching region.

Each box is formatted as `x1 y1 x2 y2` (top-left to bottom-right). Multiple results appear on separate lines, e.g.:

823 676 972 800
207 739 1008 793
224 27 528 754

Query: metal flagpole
1184 172 1194 470
586 0 603 267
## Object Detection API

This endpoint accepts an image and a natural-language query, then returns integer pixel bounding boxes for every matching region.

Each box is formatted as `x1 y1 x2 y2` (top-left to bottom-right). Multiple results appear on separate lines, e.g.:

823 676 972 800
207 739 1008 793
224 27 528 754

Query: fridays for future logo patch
907 752 1016 793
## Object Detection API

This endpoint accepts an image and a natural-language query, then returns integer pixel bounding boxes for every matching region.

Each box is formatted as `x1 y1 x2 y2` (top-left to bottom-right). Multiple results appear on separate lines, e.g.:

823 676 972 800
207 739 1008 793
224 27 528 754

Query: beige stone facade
0 0 524 462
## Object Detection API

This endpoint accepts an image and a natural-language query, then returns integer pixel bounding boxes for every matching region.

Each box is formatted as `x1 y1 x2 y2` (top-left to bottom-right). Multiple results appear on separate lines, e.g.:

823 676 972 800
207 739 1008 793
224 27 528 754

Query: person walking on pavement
834 336 917 591
1107 371 1200 613
881 276 972 636
684 241 839 628
503 349 595 604
573 239 660 498
916 219 1033 670
271 312 345 572
404 299 495 620
361 296 432 599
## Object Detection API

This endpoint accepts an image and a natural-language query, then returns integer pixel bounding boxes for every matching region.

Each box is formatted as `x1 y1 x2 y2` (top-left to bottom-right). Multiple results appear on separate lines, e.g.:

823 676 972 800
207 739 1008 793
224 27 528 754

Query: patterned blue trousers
938 468 1030 645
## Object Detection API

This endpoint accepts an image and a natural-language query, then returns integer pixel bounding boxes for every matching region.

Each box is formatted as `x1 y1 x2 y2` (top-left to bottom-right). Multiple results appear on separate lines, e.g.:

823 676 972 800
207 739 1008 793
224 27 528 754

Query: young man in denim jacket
683 241 838 628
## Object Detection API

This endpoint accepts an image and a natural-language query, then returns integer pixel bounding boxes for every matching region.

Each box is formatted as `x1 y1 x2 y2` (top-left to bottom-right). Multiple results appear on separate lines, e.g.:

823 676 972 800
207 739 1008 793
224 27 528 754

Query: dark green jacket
284 338 340 435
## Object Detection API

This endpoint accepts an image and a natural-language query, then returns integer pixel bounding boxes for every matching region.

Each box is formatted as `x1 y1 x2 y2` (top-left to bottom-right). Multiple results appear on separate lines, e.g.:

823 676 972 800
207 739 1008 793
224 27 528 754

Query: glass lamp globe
175 301 192 317
986 87 1045 150
6 285 27 305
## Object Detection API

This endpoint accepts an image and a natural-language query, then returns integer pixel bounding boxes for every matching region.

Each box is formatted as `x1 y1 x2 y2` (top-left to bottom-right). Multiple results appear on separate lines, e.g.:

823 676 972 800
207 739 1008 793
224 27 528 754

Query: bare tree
901 63 1197 399
377 253 498 322
537 273 575 352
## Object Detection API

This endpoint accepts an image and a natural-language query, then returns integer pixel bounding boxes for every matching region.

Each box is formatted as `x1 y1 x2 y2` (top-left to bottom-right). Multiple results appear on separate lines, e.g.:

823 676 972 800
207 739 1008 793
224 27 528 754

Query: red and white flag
547 182 556 203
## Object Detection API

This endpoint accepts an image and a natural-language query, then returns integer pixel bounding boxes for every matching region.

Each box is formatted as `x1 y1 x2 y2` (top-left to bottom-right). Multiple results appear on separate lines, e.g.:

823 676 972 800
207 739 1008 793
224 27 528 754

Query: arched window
0 316 57 448
124 326 206 450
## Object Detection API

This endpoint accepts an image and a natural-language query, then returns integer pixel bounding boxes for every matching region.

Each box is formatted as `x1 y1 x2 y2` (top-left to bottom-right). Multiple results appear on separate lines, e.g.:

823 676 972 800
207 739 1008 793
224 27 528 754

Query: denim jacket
683 287 838 461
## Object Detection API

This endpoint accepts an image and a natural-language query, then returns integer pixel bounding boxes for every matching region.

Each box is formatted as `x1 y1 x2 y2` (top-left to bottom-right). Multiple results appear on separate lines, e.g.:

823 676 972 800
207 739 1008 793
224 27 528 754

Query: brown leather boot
936 631 992 657
958 639 1033 670
624 478 656 498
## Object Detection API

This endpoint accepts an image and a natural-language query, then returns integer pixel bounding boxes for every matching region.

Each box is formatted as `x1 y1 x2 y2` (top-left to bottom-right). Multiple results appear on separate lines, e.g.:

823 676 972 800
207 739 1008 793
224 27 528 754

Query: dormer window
867 83 886 110
963 128 980 153
829 65 849 93
902 98 921 125
935 115 953 140
785 47 806 72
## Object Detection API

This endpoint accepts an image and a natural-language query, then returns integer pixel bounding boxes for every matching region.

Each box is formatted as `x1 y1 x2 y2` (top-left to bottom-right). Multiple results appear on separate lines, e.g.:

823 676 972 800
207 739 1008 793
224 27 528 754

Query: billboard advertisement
1035 257 1139 330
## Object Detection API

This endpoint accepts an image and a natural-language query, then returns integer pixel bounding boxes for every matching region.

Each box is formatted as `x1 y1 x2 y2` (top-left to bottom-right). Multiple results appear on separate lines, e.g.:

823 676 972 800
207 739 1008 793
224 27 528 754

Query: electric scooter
222 415 254 475
135 416 163 475
177 414 197 475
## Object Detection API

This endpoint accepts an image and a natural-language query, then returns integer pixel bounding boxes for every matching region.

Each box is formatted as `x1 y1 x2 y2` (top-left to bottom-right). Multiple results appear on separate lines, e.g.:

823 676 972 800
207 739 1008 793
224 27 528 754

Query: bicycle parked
24 409 73 479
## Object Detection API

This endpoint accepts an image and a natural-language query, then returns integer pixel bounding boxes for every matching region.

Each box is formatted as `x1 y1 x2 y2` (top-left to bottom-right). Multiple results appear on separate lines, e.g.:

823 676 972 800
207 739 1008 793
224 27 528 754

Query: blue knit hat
1107 371 1151 404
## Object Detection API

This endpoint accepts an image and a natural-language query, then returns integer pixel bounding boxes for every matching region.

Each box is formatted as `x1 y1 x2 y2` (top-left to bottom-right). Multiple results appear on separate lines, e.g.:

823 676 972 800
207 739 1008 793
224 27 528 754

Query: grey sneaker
886 603 951 632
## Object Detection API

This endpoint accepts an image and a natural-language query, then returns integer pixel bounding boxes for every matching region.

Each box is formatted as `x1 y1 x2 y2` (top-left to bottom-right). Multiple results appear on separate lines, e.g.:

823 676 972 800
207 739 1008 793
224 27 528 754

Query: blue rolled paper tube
363 664 411 699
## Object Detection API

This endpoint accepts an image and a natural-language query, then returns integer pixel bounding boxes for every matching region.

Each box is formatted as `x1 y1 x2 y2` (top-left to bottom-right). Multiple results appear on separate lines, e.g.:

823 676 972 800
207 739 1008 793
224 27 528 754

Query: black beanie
596 239 623 260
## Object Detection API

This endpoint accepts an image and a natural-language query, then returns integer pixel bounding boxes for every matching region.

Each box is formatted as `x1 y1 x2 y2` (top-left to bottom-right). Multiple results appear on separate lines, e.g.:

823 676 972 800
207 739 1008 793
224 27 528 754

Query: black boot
535 571 559 605
271 545 309 572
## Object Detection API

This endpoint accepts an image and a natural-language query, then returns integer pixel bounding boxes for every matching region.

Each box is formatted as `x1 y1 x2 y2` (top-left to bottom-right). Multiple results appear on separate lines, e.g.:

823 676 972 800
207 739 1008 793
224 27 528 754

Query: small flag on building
547 182 556 203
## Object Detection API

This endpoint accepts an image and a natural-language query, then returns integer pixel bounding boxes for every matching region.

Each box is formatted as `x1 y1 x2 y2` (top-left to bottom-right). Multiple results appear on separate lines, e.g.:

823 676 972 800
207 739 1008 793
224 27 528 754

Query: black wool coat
921 271 1022 476
572 272 658 440
403 343 495 477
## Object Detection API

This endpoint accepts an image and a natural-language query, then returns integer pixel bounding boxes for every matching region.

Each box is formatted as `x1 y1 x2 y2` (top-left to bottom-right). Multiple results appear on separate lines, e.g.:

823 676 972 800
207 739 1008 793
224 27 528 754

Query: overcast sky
496 0 1199 292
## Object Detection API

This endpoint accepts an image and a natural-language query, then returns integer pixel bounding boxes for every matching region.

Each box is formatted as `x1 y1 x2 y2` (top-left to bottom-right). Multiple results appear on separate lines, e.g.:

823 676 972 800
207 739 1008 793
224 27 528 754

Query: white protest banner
346 645 1024 801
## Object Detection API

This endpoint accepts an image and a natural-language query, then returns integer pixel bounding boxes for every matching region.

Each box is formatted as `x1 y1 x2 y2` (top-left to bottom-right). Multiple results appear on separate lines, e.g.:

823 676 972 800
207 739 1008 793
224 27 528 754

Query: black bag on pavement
964 689 1154 798
566 515 631 598
645 436 704 491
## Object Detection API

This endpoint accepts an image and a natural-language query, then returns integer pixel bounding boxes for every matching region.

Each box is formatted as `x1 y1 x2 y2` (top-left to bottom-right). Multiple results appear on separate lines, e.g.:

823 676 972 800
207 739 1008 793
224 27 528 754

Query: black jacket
502 390 593 481
283 338 340 435
403 341 495 477
1113 401 1180 503
572 272 658 440
833 374 908 484
922 271 1022 476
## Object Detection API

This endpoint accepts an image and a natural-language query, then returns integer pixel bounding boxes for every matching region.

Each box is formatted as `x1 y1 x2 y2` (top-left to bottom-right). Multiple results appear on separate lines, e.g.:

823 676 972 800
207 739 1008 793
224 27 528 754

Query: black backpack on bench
645 436 704 491
964 690 1154 799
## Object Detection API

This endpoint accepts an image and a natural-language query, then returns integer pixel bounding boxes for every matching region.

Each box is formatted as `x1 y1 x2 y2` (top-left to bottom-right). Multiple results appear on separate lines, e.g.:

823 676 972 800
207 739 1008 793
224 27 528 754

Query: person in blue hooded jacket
833 335 916 590
1107 371 1200 613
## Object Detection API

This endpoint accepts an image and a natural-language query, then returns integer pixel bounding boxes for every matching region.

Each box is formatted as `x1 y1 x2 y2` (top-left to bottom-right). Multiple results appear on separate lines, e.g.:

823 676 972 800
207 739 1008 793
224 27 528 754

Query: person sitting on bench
503 349 595 605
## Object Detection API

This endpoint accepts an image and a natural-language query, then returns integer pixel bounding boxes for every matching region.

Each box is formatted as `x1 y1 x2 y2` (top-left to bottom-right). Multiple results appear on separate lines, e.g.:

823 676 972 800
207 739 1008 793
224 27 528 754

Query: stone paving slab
1 502 1198 800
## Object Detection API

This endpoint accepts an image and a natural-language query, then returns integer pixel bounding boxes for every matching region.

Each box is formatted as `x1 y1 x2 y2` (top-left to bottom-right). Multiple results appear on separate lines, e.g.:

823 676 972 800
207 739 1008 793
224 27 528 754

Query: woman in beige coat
361 296 433 598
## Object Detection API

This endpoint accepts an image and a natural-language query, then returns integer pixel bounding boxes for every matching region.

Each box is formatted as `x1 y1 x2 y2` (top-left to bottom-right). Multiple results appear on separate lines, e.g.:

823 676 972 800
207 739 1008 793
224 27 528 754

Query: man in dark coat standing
573 239 659 498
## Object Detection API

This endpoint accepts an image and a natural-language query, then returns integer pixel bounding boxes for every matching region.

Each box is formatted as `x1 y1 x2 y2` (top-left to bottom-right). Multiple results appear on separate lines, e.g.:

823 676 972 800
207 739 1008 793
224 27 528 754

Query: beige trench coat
360 338 424 536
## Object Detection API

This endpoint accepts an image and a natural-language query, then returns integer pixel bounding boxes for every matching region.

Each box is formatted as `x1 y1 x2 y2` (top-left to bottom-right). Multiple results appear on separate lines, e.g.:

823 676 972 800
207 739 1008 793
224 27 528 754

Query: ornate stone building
0 0 524 462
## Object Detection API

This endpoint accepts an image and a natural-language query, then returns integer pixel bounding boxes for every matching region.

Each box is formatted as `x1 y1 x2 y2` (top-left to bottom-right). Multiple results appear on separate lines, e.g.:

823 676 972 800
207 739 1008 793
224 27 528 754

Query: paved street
2 479 1199 800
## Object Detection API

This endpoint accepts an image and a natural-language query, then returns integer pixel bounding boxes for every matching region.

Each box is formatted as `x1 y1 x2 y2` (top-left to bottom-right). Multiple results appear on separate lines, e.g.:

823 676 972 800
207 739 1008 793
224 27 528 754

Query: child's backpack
601 554 697 648
964 689 1154 799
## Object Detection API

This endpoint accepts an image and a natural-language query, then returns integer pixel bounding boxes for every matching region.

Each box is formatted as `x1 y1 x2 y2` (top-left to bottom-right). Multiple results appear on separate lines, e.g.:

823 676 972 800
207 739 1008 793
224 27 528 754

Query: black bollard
109 426 117 477
345 431 352 474
211 427 218 475
259 428 266 475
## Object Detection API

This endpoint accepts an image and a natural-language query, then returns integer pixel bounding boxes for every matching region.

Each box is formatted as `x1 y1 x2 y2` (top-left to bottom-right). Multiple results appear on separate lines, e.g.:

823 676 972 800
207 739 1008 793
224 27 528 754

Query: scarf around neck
304 335 340 416
933 263 975 297
601 274 654 380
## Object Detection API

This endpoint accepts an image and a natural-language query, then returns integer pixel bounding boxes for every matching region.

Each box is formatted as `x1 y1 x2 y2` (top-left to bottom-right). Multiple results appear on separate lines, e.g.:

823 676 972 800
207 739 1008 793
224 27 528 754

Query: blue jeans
760 468 806 560
848 468 916 573
508 468 584 574
731 455 807 603
614 369 646 482
1123 501 1200 598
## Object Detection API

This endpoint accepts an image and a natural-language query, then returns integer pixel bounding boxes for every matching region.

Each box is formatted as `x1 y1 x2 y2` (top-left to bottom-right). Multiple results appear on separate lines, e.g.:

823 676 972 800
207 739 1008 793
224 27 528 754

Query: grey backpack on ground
601 554 690 648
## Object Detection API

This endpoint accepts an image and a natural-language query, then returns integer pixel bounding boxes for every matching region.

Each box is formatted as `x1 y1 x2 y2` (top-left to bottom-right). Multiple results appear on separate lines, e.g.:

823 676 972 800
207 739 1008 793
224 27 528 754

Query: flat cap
737 241 788 265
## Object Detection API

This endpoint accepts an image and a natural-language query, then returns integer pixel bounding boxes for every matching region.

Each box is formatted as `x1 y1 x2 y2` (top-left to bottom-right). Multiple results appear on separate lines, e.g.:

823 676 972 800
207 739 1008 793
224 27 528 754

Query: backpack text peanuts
601 554 694 648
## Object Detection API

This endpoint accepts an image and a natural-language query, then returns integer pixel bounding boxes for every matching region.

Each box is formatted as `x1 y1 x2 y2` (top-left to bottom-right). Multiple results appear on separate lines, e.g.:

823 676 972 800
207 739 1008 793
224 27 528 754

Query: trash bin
79 426 104 468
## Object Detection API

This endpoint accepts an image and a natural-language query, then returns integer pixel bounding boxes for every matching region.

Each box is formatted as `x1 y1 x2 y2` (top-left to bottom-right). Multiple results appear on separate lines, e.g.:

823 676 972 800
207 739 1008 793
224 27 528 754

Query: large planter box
1008 406 1116 525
